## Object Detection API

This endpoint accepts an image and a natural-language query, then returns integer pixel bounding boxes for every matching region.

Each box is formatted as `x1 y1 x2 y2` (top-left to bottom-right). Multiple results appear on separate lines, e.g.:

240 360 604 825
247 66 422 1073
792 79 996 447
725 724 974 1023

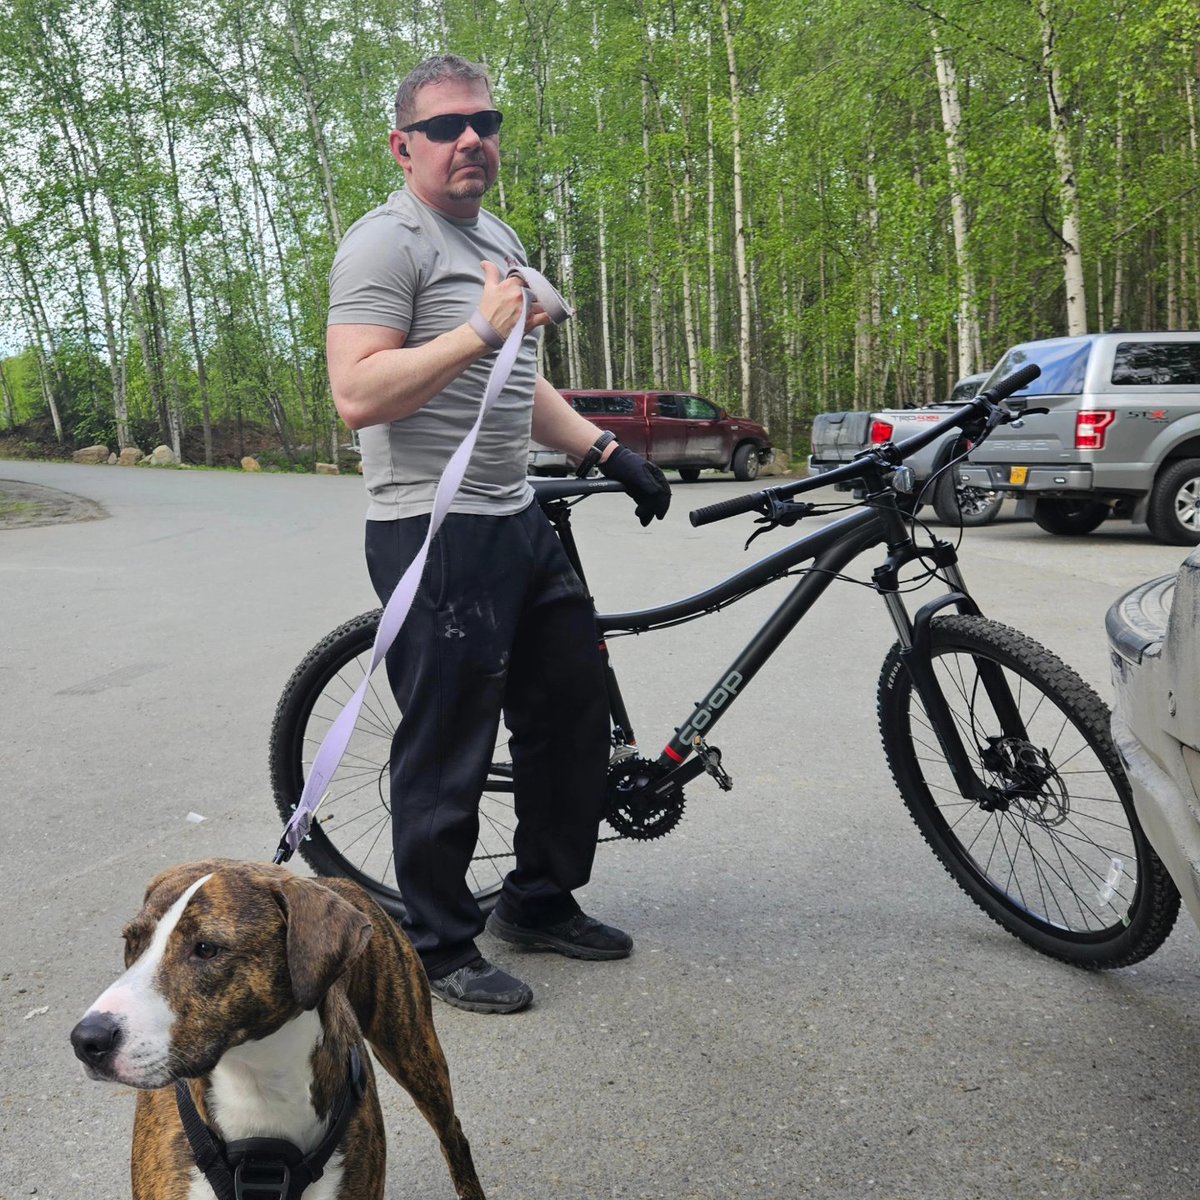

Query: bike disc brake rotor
982 736 1069 826
604 756 686 840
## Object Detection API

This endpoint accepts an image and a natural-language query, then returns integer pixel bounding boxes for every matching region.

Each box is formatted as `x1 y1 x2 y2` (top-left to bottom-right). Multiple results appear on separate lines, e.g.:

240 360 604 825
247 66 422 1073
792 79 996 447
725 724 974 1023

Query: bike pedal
692 737 733 791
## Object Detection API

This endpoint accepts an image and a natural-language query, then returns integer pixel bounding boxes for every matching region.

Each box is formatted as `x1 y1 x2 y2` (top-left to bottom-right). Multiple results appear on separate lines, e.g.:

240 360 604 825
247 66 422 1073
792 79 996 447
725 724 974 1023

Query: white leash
276 264 573 862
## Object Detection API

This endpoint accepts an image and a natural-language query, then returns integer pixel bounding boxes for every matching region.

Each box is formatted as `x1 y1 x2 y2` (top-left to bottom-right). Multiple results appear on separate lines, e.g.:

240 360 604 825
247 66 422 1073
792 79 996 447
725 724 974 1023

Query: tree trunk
641 79 664 386
1038 0 1087 335
287 3 342 245
705 64 718 379
650 86 701 392
720 0 753 417
0 359 14 428
931 29 979 377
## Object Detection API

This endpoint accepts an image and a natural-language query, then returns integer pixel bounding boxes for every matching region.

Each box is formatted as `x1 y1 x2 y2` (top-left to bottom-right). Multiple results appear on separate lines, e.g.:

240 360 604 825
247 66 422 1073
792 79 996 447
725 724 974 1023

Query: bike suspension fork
875 542 1024 805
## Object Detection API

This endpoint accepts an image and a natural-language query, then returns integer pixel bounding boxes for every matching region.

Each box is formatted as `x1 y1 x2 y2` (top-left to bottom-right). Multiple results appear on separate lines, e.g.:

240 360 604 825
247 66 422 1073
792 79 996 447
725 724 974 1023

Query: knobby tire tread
878 615 1179 969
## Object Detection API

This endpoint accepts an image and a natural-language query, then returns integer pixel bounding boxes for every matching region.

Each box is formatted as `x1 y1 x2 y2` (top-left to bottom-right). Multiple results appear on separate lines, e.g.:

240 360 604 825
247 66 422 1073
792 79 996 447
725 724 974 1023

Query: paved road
3 461 1199 1200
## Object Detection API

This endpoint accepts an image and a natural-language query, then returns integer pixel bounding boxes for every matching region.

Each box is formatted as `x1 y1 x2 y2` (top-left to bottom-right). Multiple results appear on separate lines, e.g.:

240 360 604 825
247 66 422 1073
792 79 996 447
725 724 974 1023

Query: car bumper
1107 550 1200 931
957 463 1094 493
527 445 570 474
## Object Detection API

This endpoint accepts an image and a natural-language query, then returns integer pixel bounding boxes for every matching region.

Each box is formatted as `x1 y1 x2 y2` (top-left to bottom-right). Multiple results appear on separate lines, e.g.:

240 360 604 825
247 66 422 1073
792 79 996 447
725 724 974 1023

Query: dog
70 859 485 1199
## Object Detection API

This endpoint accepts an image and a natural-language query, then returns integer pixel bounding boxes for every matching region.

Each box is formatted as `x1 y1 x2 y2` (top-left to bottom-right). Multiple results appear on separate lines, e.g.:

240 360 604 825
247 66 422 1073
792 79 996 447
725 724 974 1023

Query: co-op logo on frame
677 671 744 746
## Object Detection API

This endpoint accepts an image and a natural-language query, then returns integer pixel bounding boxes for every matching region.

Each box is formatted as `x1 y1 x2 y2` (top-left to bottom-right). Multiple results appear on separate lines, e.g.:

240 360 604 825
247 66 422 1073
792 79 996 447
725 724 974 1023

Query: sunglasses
400 109 503 143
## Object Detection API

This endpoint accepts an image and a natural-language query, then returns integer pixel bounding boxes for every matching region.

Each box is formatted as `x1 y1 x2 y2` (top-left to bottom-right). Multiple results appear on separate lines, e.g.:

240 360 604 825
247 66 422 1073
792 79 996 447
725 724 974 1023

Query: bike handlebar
687 362 1042 528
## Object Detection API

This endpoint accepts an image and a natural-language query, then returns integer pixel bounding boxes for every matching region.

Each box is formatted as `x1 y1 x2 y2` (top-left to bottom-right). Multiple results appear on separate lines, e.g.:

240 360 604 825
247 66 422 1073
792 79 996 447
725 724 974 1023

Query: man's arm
532 375 670 525
530 375 619 464
329 261 550 431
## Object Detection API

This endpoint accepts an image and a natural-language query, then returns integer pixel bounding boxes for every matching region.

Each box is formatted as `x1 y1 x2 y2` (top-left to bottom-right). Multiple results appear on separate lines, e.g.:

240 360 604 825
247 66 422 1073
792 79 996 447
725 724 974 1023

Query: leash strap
275 263 572 862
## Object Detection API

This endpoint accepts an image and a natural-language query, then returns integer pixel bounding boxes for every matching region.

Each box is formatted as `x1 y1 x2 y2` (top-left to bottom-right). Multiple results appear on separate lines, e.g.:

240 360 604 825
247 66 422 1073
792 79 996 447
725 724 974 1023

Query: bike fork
881 562 1030 806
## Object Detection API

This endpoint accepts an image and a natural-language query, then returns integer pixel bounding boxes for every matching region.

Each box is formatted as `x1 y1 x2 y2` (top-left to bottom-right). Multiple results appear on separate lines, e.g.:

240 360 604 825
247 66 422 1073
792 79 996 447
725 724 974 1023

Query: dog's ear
275 876 374 1010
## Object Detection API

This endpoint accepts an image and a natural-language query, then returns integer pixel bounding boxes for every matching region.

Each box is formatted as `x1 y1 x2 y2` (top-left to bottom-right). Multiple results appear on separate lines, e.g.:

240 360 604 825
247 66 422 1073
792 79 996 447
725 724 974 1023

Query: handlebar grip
982 362 1041 403
689 489 767 527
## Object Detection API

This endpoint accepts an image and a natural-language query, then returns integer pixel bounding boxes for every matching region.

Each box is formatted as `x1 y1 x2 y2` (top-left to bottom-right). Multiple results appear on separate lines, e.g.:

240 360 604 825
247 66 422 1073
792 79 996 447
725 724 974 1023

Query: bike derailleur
604 755 686 840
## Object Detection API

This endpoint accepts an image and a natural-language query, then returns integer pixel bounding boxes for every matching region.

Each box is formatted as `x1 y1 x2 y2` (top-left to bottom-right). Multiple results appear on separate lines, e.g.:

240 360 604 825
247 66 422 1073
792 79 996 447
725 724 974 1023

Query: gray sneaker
427 956 533 1014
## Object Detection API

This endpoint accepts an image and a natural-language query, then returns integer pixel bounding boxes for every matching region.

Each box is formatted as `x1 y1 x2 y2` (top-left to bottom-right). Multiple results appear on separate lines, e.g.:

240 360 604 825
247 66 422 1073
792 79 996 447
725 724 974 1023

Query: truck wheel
932 471 1003 528
1147 459 1200 545
732 443 760 482
678 468 702 483
1032 498 1109 536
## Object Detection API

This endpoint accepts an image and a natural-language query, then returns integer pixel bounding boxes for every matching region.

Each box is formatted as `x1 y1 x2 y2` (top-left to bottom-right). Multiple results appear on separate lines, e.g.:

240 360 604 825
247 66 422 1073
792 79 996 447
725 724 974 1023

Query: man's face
390 78 500 218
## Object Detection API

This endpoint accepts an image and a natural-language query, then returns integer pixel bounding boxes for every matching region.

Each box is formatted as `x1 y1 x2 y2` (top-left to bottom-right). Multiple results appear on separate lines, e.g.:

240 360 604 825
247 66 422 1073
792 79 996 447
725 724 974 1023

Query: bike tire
877 614 1179 968
268 610 518 919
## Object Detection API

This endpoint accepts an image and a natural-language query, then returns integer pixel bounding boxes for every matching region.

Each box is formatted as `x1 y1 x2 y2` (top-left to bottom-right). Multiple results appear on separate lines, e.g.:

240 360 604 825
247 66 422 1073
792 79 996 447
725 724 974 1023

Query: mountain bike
269 366 1181 969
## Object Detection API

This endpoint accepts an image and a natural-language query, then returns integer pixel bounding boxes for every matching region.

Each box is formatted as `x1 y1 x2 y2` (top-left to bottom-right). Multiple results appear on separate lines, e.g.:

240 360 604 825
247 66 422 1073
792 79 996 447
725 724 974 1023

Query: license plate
1009 466 1028 485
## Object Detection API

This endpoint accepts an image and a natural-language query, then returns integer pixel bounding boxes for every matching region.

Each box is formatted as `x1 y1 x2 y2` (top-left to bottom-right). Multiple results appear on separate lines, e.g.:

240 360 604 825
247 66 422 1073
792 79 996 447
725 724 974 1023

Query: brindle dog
70 859 485 1200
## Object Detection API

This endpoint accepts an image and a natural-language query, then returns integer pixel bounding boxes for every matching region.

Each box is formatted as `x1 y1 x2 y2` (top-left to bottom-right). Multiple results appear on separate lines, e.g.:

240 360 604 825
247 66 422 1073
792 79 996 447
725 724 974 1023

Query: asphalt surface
3 460 1199 1200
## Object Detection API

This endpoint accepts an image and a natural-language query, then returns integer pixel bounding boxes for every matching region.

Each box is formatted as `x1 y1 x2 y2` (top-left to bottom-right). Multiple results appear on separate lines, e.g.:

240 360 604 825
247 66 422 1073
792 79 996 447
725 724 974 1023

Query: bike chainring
604 755 686 841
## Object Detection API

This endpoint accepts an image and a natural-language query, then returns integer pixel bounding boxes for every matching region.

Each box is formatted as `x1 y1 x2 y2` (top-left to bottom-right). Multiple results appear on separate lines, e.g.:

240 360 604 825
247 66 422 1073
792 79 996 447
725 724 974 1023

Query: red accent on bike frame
663 744 685 763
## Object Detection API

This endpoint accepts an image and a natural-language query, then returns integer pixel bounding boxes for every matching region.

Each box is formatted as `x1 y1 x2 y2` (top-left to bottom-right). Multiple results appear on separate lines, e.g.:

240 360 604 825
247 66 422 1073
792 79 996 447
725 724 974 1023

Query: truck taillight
869 419 894 444
1075 410 1115 450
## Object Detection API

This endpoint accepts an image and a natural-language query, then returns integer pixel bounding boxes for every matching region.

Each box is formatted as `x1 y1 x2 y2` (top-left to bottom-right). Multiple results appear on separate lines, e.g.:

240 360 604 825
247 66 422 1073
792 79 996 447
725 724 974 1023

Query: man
326 55 671 1014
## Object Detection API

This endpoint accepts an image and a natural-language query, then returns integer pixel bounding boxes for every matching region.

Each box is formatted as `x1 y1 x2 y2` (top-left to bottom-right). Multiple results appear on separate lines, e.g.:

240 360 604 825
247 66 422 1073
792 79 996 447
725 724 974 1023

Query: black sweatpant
365 502 610 977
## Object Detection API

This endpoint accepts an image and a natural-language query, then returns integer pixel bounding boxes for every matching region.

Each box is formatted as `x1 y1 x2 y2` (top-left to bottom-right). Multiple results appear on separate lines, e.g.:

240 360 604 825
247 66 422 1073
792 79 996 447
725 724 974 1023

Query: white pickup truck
958 331 1200 544
807 372 1004 526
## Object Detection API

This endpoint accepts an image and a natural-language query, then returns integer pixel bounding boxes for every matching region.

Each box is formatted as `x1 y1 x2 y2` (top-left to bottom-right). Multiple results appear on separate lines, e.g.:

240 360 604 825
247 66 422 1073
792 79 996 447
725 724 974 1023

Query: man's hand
600 447 672 526
478 261 551 342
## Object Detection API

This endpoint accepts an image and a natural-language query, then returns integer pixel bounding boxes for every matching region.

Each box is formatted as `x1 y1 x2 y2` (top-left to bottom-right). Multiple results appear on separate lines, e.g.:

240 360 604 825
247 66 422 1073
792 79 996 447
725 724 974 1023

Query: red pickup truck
528 390 773 481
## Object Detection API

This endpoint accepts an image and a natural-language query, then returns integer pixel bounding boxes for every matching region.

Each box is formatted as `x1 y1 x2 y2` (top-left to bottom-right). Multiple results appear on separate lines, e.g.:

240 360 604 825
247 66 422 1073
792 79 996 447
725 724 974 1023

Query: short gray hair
394 55 492 129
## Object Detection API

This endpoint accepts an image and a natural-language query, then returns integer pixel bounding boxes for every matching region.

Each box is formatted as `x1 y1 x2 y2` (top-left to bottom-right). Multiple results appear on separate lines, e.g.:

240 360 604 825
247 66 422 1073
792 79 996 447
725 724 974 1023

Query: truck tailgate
810 411 872 462
969 395 1076 463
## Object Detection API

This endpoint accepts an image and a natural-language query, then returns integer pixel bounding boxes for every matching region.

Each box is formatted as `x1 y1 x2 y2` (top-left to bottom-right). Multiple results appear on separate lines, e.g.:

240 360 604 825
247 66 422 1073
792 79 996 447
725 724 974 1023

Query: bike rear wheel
268 611 518 919
878 615 1179 968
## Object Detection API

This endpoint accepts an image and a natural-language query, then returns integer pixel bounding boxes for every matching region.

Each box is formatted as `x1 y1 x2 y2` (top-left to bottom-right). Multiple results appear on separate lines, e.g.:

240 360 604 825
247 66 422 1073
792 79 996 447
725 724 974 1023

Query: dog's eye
191 941 222 961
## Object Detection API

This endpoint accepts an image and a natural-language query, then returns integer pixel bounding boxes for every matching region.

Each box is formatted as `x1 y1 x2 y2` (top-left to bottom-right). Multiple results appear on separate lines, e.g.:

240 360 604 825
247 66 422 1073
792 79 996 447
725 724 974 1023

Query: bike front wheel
268 611 518 919
878 615 1179 968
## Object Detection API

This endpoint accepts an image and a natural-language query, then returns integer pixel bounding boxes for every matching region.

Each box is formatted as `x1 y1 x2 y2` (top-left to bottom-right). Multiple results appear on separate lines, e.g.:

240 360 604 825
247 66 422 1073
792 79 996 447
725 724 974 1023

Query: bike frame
536 470 1030 810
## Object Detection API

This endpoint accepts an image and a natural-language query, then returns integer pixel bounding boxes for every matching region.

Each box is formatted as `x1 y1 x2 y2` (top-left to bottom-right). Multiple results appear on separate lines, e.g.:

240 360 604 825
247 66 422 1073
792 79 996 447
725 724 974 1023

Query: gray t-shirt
328 187 537 520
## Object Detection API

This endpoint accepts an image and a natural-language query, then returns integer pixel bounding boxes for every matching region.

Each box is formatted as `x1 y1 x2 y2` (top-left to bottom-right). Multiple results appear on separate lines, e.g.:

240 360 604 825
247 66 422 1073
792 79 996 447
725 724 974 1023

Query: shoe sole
428 986 532 1015
486 914 632 961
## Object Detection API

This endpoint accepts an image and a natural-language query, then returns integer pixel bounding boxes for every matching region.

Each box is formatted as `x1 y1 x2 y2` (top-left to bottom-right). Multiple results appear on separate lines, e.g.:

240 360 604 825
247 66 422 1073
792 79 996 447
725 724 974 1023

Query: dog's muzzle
70 1012 125 1077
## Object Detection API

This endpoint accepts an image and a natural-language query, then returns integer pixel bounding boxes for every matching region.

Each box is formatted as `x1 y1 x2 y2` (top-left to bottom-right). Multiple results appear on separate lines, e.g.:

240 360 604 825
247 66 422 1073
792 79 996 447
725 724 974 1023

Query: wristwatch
575 430 617 478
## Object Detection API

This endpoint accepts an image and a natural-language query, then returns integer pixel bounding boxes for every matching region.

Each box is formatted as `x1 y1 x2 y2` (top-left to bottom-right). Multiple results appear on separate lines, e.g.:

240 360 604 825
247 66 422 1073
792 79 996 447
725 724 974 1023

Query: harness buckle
232 1155 291 1200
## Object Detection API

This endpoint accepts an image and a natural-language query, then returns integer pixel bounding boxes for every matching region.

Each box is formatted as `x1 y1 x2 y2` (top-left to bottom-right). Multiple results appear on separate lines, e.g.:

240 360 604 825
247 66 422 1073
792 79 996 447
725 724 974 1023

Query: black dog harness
175 1045 368 1200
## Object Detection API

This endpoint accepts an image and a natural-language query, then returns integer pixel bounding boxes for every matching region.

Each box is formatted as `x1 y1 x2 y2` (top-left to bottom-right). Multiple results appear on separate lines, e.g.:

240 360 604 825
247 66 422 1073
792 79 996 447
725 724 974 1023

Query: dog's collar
175 1044 369 1200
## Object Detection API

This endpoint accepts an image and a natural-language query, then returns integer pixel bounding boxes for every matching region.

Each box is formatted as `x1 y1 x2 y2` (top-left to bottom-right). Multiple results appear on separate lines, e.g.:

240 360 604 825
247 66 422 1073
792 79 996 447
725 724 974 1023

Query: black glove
599 446 672 526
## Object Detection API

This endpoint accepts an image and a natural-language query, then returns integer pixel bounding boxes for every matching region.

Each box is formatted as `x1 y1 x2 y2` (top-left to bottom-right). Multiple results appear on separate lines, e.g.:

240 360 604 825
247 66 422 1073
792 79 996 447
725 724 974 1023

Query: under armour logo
444 625 466 639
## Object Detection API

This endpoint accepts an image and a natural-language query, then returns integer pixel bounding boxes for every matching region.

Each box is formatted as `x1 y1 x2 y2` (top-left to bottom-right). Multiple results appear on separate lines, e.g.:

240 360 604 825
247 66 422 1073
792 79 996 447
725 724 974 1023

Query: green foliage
2 0 1199 457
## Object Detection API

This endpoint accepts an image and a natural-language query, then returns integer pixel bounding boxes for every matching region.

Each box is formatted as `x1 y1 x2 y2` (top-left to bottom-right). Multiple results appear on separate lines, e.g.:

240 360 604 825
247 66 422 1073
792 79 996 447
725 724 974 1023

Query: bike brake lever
744 519 778 551
743 499 819 551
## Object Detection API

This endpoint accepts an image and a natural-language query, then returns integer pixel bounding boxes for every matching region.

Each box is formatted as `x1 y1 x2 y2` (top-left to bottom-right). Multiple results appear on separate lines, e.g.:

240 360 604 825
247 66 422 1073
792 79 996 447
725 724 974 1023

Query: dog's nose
70 1012 124 1067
